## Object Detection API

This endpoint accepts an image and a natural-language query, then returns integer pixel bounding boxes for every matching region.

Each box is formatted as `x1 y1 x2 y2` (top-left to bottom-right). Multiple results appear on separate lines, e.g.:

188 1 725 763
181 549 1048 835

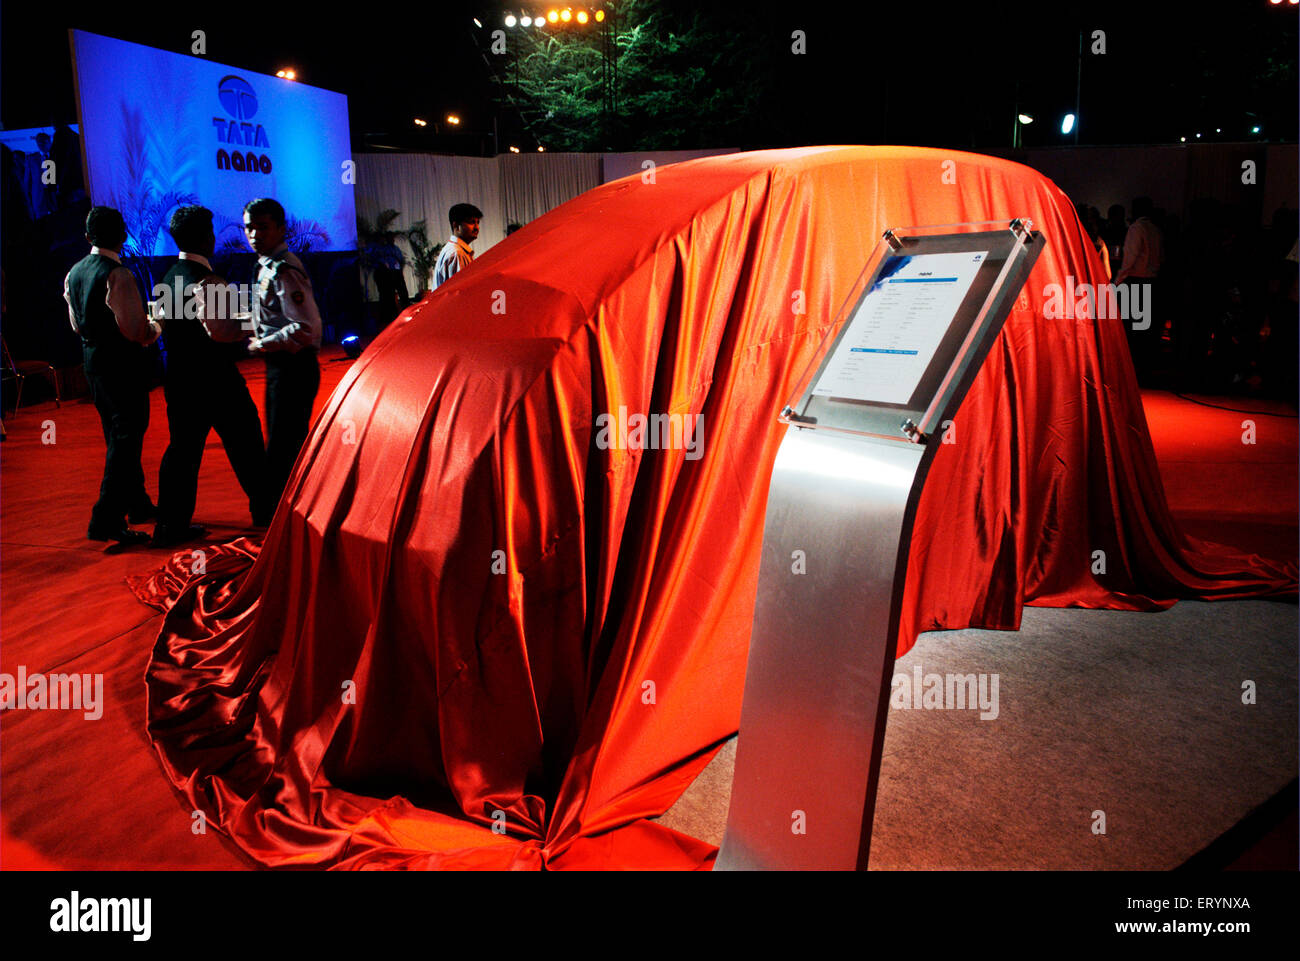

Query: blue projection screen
70 29 357 255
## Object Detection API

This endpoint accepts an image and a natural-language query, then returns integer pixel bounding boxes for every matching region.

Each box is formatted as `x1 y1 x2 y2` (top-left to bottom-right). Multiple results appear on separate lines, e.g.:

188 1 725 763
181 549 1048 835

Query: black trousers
85 347 152 530
264 349 320 508
1120 276 1161 385
157 367 270 529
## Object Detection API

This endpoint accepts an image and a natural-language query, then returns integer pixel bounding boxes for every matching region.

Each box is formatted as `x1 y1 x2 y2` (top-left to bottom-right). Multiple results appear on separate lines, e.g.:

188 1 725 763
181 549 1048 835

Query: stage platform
1 349 1295 869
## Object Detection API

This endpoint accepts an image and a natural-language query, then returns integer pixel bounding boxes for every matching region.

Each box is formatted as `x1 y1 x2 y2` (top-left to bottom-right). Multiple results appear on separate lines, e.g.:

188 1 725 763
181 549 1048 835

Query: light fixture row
503 8 606 28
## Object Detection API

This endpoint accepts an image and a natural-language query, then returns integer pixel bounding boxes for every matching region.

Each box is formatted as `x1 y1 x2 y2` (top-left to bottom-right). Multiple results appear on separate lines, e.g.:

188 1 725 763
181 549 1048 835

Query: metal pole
1074 28 1082 145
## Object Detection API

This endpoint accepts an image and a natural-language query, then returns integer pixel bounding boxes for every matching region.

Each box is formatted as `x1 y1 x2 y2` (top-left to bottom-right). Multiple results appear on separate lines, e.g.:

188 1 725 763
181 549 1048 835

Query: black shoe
150 523 208 548
128 502 157 524
88 523 152 545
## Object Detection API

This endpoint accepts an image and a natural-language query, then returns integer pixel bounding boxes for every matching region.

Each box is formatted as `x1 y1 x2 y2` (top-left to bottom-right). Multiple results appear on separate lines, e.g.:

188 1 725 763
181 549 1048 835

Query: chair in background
1 335 61 417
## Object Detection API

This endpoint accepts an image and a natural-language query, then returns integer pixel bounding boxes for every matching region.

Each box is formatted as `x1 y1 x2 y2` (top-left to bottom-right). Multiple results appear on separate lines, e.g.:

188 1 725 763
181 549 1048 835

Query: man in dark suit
63 206 158 545
152 205 271 546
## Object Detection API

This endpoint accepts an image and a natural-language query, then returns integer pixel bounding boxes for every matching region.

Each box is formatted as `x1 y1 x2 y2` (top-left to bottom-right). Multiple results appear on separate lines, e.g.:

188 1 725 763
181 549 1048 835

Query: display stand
716 220 1044 870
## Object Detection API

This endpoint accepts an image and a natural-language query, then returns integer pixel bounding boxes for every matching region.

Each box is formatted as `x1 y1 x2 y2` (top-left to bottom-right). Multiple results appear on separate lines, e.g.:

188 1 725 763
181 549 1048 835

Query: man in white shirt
431 203 482 289
1115 197 1165 384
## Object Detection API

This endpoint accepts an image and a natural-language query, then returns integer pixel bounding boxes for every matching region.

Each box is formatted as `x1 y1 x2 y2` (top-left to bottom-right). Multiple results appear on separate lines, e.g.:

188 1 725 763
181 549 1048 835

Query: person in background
1115 197 1165 384
431 202 482 289
152 205 271 546
63 206 160 544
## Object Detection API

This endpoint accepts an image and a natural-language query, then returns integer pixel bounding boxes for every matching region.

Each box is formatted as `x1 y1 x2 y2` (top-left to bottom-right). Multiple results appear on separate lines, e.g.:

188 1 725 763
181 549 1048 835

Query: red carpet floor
1 355 1295 870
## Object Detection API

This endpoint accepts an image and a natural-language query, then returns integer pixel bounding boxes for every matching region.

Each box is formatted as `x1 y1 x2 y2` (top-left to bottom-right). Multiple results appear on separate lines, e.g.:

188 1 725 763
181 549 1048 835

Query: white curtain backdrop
354 153 504 294
354 152 606 295
499 152 601 227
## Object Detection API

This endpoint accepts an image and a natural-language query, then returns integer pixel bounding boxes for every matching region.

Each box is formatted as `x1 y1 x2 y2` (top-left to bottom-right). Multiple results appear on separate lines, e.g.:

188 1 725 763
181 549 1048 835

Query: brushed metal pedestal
715 425 924 870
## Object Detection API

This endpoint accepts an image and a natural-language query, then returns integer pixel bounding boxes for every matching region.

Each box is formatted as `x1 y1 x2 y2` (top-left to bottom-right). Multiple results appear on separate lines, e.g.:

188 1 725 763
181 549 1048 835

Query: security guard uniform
154 253 271 535
253 243 321 506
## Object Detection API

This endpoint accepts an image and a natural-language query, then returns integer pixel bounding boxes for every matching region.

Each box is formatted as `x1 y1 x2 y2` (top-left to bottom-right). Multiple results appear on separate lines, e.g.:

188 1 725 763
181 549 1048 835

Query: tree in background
490 0 782 152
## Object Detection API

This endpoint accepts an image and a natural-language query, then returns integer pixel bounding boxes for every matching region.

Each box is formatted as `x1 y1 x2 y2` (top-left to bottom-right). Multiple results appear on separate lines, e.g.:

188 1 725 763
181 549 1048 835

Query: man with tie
63 206 159 545
152 205 271 546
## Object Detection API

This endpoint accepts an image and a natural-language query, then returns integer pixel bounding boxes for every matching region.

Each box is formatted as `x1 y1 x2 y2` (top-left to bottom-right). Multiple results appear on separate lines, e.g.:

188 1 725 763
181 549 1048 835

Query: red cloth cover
134 146 1296 870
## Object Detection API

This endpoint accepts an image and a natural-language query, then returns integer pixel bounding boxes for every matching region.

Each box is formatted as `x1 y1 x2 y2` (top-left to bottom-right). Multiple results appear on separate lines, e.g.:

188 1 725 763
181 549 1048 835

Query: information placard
811 250 988 404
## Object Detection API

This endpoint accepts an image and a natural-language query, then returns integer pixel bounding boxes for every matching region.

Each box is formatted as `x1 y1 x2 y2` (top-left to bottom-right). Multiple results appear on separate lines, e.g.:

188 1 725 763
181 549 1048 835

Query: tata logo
213 75 271 174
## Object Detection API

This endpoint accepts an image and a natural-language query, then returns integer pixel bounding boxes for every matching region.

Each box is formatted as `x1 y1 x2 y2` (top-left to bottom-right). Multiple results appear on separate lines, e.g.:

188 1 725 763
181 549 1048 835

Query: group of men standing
64 199 321 547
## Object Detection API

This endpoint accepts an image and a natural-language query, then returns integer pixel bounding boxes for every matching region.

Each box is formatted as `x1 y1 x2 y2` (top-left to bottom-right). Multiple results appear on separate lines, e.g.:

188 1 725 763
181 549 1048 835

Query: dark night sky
2 0 1296 151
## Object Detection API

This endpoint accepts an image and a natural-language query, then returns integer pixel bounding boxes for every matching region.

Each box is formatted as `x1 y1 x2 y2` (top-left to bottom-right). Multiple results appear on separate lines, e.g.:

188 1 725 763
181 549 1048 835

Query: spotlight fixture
521 15 532 26
414 118 427 126
561 8 572 21
538 145 545 152
595 9 605 20
577 10 588 22
1060 113 1075 135
447 114 461 125
276 68 297 80
341 334 362 359
505 14 517 26
1018 114 1034 125
509 145 521 153
548 10 559 22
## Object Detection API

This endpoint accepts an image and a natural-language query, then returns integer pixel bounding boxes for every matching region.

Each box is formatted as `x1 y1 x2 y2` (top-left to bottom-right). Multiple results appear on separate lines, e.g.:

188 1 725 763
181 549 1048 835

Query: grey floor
657 600 1298 869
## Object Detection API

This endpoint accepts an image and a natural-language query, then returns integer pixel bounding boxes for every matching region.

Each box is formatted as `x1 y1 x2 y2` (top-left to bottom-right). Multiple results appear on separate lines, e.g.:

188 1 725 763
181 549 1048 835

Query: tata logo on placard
213 75 271 174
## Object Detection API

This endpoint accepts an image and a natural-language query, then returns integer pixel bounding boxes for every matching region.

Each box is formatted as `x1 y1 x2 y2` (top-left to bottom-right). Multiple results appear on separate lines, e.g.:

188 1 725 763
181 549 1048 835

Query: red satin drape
133 147 1296 870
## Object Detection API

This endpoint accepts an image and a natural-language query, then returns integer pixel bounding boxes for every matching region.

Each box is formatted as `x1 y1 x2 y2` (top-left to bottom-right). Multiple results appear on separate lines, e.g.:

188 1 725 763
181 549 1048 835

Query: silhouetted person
153 205 271 546
1116 197 1165 384
63 206 159 544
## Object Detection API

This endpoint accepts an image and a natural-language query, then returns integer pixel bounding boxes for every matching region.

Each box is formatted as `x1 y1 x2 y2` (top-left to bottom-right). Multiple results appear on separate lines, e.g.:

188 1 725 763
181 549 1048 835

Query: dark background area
3 0 1296 152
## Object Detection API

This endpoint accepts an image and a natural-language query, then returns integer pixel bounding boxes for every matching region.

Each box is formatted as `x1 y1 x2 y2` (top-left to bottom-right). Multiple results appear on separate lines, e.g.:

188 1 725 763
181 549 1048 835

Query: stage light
561 8 572 21
447 114 461 125
414 118 427 126
548 10 559 22
595 9 605 20
536 18 546 28
1018 114 1034 125
538 145 545 152
473 17 483 27
509 145 521 153
505 14 517 26
577 10 588 23
1215 127 1221 133
342 335 362 359
1252 125 1261 133
1196 132 1202 138
1180 136 1186 142
276 69 297 80
521 16 532 26
1061 113 1075 135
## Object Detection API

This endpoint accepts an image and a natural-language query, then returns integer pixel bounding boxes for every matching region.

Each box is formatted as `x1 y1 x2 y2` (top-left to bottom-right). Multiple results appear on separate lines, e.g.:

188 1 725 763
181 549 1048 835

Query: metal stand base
715 426 922 870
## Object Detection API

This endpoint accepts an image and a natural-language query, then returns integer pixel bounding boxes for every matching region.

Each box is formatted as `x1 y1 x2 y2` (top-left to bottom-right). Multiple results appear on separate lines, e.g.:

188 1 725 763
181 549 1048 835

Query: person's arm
1114 224 1145 284
64 275 78 334
197 275 254 343
105 266 159 344
252 267 319 353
